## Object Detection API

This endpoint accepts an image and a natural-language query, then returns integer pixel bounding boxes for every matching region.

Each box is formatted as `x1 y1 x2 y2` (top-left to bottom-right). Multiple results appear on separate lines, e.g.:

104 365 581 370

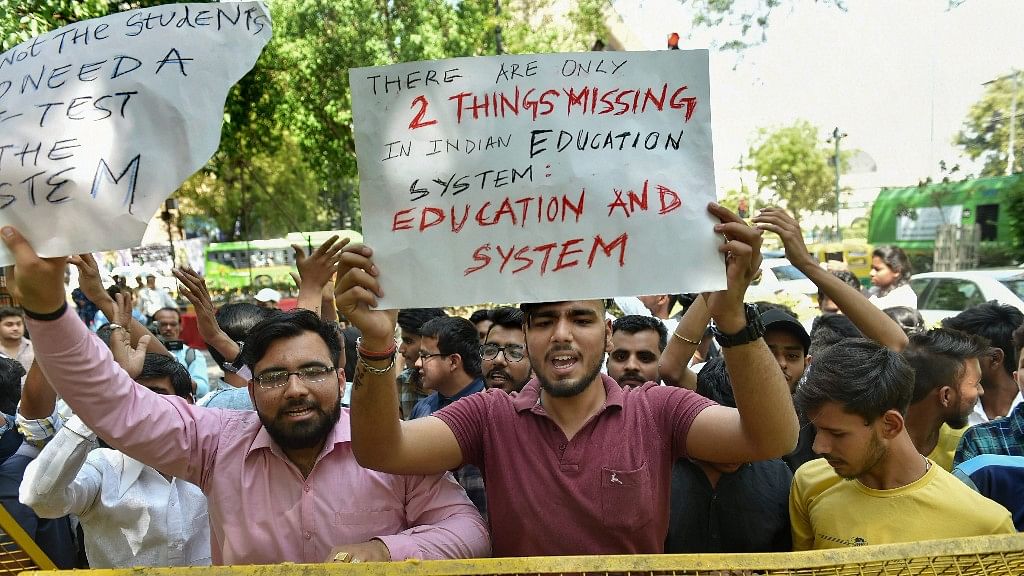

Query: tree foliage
685 0 846 51
748 120 837 217
955 72 1023 177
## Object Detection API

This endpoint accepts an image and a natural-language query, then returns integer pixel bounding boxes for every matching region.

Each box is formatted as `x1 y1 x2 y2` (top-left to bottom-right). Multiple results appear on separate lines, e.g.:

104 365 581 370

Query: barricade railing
0 504 57 576
24 533 1024 576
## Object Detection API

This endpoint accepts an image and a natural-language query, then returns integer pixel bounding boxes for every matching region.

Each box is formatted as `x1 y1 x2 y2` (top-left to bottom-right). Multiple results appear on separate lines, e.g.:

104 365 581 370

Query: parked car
910 270 1024 326
746 258 818 301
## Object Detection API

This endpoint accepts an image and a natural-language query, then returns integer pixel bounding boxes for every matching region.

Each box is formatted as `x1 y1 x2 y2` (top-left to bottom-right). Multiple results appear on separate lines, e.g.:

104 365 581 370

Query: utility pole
1009 70 1019 175
828 127 846 241
494 0 503 55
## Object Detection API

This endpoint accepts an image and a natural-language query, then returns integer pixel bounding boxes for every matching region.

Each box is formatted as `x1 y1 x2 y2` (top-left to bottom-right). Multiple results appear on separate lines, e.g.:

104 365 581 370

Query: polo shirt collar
439 377 486 404
512 373 624 412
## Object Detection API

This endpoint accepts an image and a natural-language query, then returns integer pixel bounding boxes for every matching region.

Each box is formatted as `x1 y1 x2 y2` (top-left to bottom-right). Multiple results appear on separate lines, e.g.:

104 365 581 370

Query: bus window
977 204 999 242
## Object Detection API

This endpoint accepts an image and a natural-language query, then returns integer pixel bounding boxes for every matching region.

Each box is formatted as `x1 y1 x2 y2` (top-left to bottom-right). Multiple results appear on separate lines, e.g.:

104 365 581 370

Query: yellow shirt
790 458 1015 550
927 423 966 472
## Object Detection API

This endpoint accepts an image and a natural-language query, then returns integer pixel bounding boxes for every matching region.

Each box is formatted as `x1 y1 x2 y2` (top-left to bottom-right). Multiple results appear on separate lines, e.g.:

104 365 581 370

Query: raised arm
658 294 710 389
336 245 464 475
685 204 800 462
19 415 102 519
292 236 348 315
753 207 908 352
174 266 240 364
70 253 171 357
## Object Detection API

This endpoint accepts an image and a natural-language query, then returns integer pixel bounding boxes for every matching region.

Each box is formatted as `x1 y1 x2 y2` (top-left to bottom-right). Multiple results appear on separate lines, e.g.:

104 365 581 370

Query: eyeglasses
252 365 336 389
479 343 526 362
418 351 449 362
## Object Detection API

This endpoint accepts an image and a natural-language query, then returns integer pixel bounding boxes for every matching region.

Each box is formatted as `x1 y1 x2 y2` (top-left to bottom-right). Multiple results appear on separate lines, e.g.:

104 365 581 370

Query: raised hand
335 244 397 349
68 253 111 306
0 227 67 314
293 236 349 291
704 203 763 330
751 207 815 269
110 292 150 379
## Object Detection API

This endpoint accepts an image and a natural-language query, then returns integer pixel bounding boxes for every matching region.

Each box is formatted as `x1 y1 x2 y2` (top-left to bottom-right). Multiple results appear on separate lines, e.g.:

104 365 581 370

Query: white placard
350 50 725 309
0 2 272 265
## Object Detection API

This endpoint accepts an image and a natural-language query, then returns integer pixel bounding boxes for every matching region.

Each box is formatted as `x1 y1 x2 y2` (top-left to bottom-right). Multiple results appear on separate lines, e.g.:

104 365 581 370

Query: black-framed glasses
480 343 526 362
252 365 336 389
418 351 450 362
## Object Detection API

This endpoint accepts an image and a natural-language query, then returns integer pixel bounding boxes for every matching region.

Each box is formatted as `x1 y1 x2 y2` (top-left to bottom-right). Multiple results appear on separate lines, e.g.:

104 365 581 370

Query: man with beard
789 338 1014 550
0 227 489 565
607 315 666 387
338 203 800 556
902 328 987 471
480 307 532 394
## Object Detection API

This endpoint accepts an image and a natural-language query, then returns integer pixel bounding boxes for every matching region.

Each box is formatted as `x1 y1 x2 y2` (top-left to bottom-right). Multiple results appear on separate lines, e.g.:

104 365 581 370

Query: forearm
296 283 323 314
378 508 491 560
18 363 57 420
94 295 171 356
349 352 405 471
720 324 799 457
802 265 908 351
19 418 96 517
659 297 710 389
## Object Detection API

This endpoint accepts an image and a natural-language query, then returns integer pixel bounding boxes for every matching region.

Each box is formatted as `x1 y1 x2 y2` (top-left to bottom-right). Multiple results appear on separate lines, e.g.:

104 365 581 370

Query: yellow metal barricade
25 533 1024 576
0 504 57 576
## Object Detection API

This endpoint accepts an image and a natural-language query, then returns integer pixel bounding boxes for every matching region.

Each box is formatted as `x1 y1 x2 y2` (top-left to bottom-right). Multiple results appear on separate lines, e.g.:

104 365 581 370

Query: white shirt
19 415 211 568
968 391 1024 427
869 284 918 310
136 287 178 317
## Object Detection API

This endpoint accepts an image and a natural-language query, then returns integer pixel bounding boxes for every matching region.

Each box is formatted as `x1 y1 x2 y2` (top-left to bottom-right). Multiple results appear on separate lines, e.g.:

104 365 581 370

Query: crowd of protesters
0 204 1019 568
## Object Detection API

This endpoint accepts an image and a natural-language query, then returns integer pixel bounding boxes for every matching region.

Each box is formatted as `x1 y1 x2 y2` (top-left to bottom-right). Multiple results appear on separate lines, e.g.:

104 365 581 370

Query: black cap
761 309 811 354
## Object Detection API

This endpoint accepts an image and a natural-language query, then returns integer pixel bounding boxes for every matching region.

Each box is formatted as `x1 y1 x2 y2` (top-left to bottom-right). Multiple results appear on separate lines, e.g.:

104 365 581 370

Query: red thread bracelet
356 337 397 361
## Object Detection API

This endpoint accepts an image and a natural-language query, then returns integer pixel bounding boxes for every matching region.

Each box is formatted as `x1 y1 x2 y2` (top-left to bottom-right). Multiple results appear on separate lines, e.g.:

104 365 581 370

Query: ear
604 318 613 353
805 354 813 366
449 353 463 374
990 348 1006 370
879 409 904 438
938 385 954 408
337 368 347 396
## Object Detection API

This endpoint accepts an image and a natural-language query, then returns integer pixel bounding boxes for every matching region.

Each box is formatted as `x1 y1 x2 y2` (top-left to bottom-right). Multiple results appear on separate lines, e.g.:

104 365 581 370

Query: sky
611 0 1024 199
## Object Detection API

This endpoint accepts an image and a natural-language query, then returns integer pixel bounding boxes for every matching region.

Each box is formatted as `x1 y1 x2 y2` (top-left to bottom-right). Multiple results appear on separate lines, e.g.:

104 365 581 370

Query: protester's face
257 300 278 310
137 375 193 404
398 329 423 384
525 300 610 398
0 316 23 341
482 326 531 393
474 319 493 343
764 328 808 391
1015 349 1024 395
870 256 898 288
819 295 840 314
638 295 667 318
949 357 983 428
146 276 156 288
153 309 181 339
251 331 341 450
810 402 887 480
413 336 449 392
606 329 661 387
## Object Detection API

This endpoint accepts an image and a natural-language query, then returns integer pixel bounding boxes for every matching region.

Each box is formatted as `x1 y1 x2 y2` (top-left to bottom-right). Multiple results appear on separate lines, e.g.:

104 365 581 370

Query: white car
910 270 1024 326
747 258 819 300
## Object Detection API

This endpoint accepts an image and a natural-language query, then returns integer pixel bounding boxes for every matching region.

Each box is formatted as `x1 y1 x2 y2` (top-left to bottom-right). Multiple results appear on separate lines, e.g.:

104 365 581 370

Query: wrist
713 308 748 334
23 301 67 321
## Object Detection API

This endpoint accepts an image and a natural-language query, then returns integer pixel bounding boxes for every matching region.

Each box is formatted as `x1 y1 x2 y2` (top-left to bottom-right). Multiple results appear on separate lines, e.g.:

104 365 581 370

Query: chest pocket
600 462 653 530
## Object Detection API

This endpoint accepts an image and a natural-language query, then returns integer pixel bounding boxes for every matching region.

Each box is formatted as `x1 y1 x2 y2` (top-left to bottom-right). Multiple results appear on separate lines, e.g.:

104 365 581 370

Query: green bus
868 174 1024 258
204 229 364 290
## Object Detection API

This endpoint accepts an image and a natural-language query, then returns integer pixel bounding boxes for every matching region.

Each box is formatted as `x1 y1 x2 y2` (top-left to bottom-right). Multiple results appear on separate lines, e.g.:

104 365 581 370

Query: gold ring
333 552 353 563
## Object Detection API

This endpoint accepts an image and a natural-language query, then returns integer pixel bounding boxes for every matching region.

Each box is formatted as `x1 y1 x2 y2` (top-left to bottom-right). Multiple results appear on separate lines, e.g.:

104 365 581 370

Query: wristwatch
711 303 765 348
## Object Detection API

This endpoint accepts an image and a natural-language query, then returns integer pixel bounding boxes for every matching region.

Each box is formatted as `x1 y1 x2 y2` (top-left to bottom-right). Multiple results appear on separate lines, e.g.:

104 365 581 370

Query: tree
955 72 1023 177
684 0 846 51
748 120 836 217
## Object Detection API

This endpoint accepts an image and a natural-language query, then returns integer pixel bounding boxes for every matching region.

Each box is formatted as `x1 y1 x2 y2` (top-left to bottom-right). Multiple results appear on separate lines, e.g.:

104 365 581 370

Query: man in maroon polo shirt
337 203 799 556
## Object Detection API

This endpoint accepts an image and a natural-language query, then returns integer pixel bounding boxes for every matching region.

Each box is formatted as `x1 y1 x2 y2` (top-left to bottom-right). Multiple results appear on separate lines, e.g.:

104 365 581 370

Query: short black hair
942 301 1023 378
138 353 193 400
872 245 913 287
796 338 914 422
152 307 180 321
397 308 447 336
903 328 990 403
0 357 24 415
419 316 482 378
469 309 492 324
808 313 863 357
883 306 926 337
611 315 668 351
96 323 114 347
695 357 733 408
0 307 23 322
818 270 862 302
753 301 797 317
519 300 606 326
240 309 342 370
486 307 524 333
209 303 278 367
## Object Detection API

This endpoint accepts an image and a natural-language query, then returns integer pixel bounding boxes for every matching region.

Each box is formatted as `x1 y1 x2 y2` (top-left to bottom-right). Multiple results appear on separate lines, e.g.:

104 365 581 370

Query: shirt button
304 531 312 540
559 442 566 450
304 485 311 493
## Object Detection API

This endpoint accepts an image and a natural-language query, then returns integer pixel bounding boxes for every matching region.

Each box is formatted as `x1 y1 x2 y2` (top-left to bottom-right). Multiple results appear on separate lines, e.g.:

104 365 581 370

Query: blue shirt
411 378 486 420
954 454 1024 531
172 345 209 399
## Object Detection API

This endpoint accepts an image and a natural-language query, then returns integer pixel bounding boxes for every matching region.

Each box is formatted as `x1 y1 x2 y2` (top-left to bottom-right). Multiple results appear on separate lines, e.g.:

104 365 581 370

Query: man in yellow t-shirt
790 339 1015 551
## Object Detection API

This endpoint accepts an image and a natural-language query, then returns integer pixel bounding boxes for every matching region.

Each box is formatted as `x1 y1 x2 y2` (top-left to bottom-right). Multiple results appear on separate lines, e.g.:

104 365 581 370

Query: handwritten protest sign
350 50 725 309
0 2 271 266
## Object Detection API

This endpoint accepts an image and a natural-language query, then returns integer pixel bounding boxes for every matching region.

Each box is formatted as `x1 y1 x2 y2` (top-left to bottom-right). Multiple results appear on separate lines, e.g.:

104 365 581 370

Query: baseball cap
761 308 811 354
254 288 282 303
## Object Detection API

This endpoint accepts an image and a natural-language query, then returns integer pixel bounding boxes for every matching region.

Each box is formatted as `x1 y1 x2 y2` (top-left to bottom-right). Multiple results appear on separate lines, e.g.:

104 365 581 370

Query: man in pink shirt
2 228 490 565
335 203 800 556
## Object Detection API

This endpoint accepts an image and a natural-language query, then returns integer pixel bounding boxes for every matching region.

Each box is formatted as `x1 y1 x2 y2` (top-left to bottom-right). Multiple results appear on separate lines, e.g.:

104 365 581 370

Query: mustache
278 399 318 414
617 371 647 383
